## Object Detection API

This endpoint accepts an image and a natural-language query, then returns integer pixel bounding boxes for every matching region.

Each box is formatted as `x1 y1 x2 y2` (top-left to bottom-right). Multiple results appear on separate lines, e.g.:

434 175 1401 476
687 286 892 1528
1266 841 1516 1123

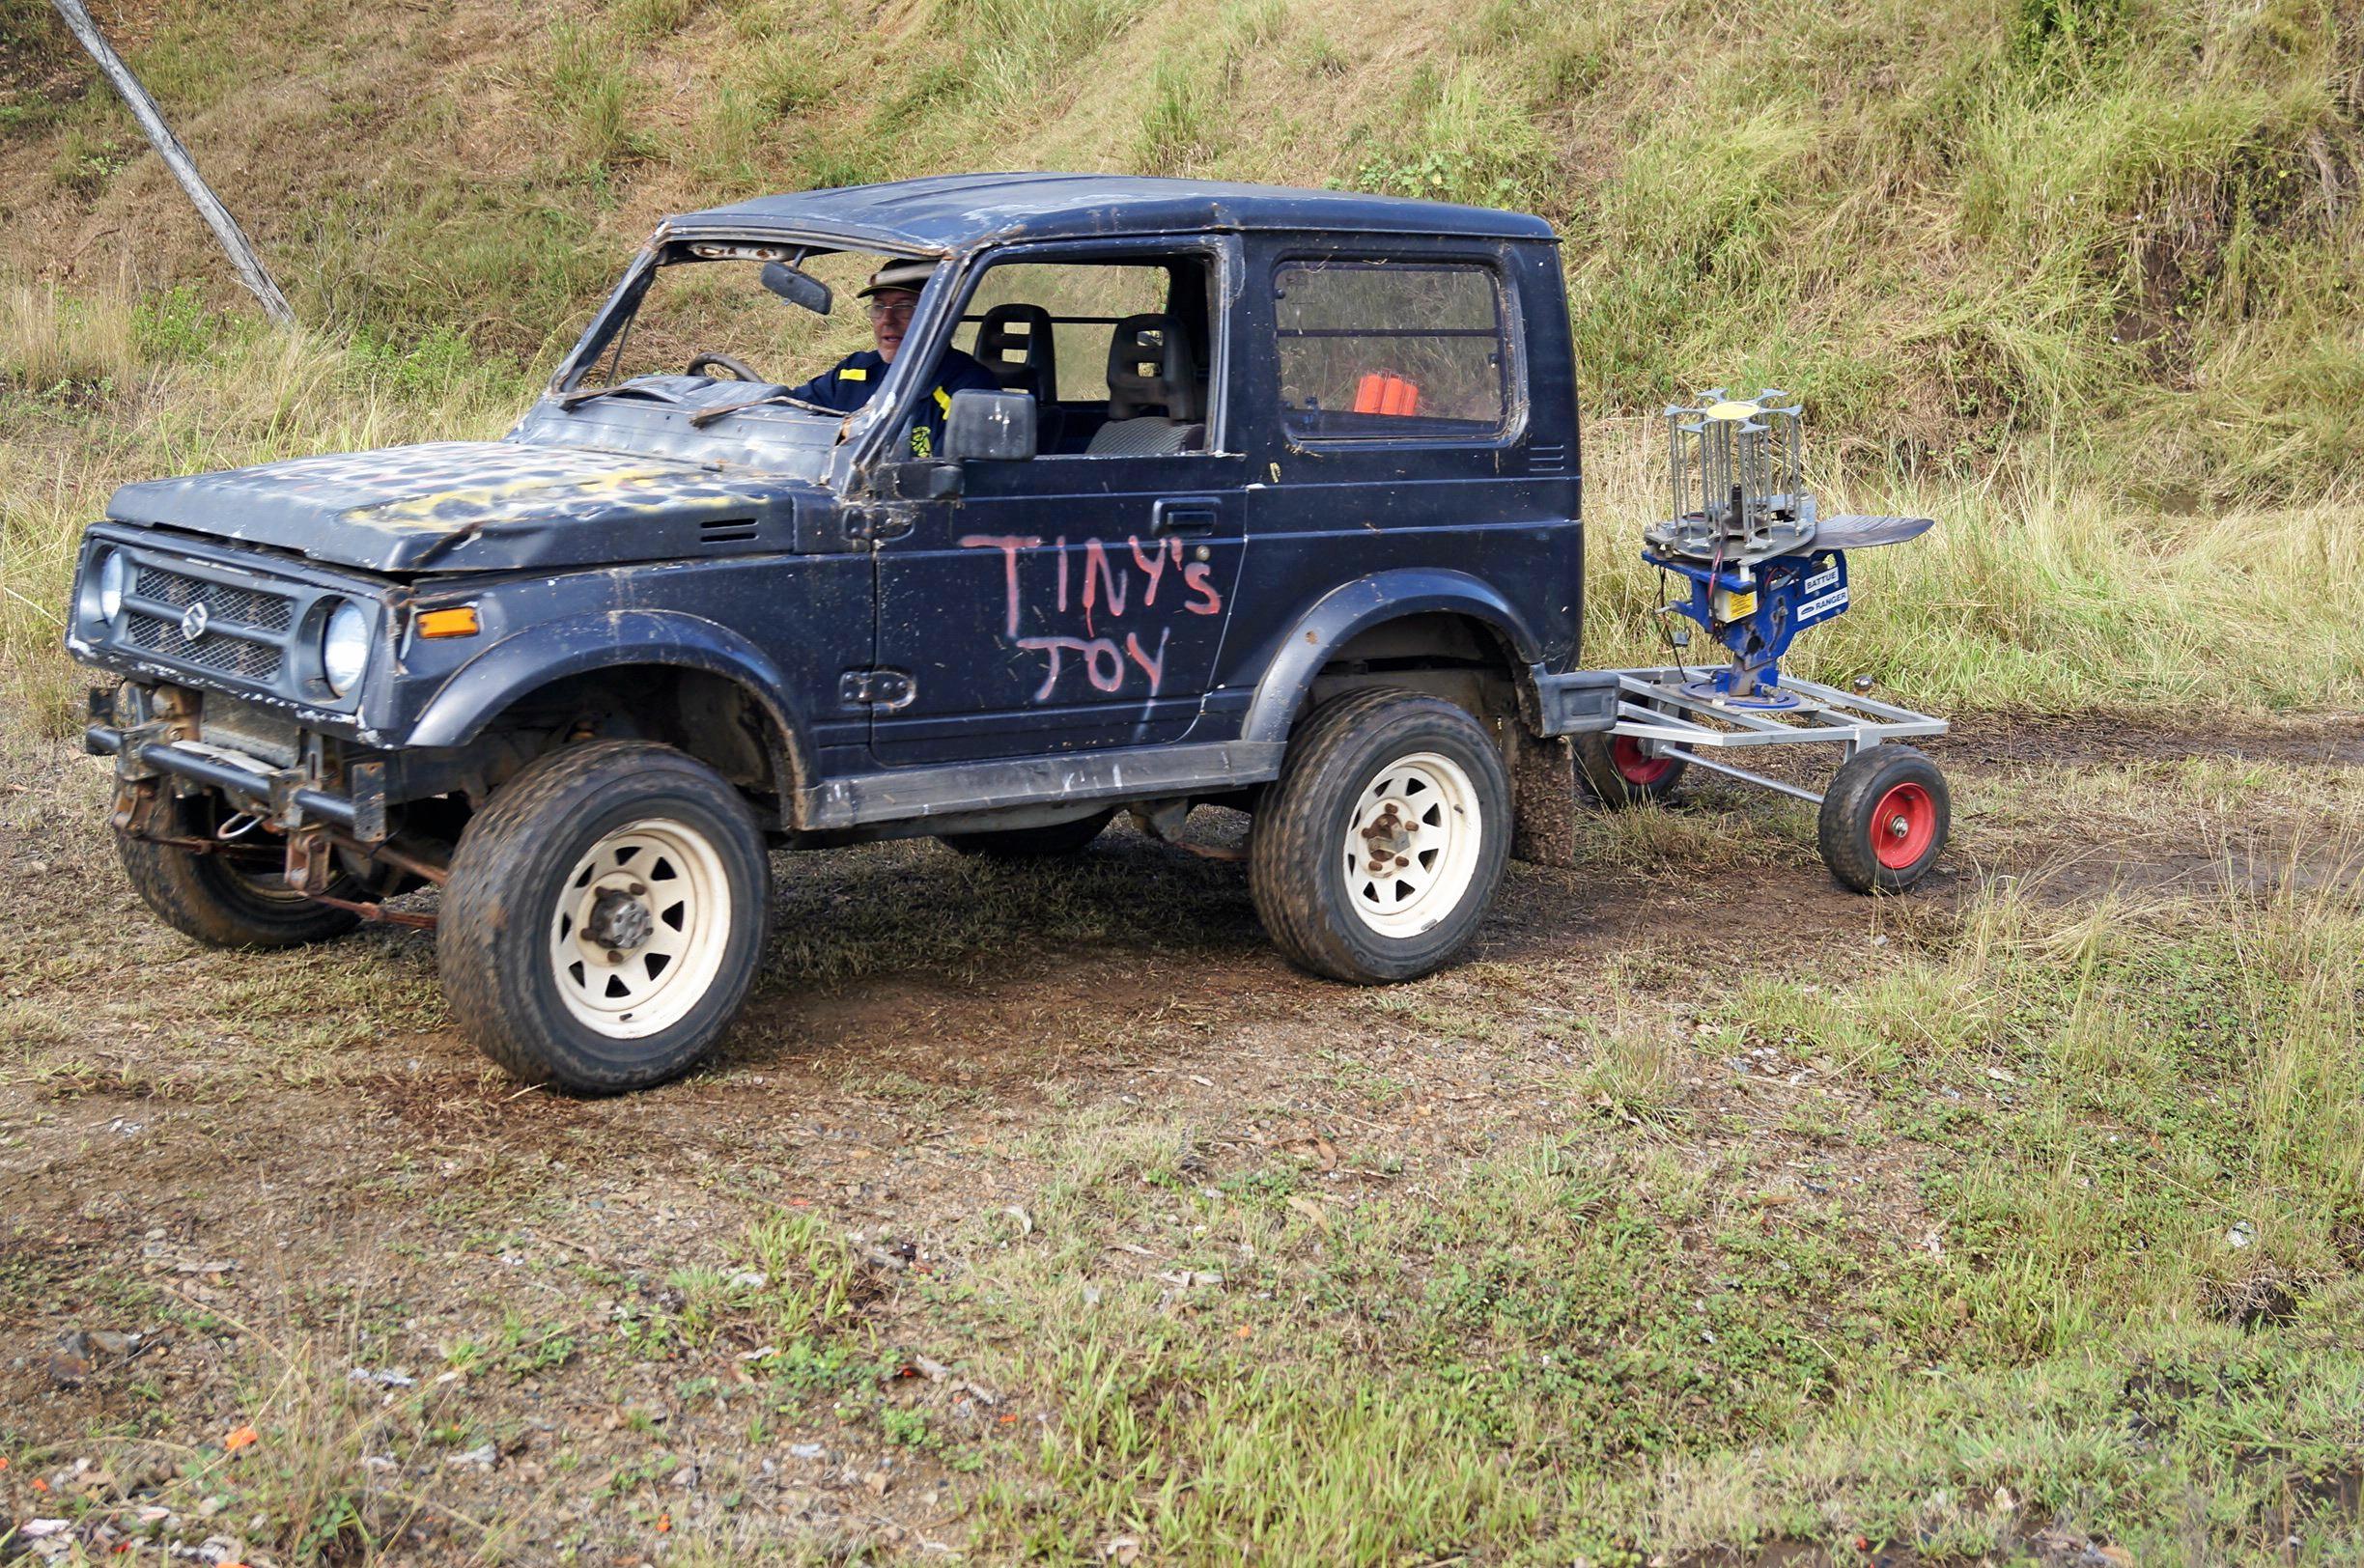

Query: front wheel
1249 689 1510 984
437 741 771 1094
1816 744 1950 893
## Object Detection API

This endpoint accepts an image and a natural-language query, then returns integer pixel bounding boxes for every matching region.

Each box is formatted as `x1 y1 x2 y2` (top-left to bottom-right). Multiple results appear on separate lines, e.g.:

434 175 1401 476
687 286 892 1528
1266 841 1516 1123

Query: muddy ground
3 712 2360 1564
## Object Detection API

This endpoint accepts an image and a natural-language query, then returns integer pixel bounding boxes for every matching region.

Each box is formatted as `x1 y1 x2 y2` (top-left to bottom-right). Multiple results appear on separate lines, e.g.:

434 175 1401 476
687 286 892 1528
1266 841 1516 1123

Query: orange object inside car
1352 372 1421 416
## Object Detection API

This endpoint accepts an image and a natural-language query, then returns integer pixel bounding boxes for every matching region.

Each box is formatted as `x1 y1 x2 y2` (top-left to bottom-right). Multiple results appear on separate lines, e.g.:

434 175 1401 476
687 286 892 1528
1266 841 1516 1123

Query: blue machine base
1646 545 1852 708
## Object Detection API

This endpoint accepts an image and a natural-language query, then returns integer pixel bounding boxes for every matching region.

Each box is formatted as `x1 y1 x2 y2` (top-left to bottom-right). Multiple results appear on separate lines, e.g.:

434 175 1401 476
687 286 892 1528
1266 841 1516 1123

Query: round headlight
321 601 370 695
97 549 127 623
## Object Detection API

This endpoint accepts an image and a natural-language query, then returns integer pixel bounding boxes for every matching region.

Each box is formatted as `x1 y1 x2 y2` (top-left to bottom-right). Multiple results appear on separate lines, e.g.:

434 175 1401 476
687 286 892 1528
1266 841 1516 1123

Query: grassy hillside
2 0 2361 719
7 0 2359 485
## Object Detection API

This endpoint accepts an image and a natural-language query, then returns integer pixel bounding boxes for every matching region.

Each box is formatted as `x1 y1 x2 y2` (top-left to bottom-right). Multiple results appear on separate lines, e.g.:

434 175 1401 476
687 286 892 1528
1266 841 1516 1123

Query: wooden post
47 0 295 326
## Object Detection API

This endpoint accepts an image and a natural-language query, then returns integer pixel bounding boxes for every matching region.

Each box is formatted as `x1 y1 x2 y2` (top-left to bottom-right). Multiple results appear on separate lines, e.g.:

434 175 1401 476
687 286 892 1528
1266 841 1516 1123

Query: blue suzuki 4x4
63 173 1684 1092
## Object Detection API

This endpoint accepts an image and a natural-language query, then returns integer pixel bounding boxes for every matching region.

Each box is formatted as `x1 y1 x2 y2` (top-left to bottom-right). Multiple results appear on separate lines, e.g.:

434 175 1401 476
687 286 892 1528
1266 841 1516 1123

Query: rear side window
1273 261 1508 441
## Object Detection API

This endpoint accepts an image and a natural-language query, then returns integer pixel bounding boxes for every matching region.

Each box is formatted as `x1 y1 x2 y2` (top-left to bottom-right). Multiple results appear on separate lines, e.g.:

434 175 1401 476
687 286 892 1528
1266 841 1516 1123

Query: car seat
1085 314 1205 456
973 303 1055 403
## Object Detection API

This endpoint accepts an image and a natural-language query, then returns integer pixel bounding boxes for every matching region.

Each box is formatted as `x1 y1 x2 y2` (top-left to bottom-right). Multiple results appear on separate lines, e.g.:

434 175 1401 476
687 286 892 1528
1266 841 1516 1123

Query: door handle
1151 497 1219 536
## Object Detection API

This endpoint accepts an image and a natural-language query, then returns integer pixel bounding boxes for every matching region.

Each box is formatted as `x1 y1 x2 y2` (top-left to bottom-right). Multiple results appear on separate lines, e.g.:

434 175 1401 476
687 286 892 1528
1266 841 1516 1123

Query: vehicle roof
668 172 1558 253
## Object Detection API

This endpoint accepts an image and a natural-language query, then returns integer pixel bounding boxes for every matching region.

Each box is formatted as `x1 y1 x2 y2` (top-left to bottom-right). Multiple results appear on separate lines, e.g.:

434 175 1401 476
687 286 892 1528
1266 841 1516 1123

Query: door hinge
839 668 916 710
843 505 916 544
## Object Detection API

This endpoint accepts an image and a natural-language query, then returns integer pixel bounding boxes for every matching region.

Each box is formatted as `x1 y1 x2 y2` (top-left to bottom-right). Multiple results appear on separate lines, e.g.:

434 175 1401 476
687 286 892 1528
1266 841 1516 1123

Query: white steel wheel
548 818 734 1039
1339 750 1484 939
1249 688 1512 985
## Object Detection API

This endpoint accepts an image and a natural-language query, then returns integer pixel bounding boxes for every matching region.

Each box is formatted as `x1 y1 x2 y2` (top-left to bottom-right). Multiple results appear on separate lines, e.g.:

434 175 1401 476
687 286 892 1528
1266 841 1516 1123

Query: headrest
975 303 1055 401
1105 313 1200 422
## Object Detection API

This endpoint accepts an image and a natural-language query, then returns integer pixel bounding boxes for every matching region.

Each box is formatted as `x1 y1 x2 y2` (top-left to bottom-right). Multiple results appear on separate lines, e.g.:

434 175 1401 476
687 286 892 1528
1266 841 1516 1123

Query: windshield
572 246 895 391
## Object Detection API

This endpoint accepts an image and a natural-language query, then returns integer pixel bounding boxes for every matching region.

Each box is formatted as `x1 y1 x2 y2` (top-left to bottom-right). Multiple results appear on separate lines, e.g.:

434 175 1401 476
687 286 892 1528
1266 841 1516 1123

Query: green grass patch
902 871 2364 1560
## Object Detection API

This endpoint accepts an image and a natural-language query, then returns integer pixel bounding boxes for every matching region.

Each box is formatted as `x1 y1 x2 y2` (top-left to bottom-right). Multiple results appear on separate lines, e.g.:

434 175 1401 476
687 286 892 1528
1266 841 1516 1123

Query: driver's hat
857 258 938 300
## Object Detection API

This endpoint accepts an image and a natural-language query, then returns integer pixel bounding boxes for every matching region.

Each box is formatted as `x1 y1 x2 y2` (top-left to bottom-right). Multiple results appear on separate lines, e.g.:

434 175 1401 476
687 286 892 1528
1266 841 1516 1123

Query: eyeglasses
866 298 917 322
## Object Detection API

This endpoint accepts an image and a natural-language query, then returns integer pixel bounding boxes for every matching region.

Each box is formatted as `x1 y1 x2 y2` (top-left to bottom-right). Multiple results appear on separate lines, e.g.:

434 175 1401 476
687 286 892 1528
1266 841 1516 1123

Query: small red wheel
1577 728 1688 808
1870 781 1938 870
1817 745 1950 893
1611 736 1675 785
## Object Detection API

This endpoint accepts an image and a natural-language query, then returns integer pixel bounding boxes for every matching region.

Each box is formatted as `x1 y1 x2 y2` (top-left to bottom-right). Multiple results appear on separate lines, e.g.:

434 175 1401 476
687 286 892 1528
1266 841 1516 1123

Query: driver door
869 240 1250 767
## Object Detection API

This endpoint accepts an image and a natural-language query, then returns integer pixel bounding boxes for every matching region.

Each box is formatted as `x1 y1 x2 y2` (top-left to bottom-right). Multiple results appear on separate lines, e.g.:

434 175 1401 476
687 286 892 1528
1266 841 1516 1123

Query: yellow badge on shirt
839 366 867 382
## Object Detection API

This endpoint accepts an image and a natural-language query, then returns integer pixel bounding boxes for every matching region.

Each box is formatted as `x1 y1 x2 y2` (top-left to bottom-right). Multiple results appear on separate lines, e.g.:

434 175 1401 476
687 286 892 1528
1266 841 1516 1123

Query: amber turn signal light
415 606 481 639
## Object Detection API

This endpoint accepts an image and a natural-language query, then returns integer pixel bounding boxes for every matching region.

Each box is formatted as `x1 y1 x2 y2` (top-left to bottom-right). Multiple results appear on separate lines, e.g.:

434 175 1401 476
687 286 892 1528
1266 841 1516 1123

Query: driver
786 259 1000 458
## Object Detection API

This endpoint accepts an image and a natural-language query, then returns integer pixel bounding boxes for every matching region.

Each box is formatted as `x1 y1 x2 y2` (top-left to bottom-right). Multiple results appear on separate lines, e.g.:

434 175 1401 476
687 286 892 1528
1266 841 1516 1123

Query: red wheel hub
1612 736 1674 785
1871 781 1937 869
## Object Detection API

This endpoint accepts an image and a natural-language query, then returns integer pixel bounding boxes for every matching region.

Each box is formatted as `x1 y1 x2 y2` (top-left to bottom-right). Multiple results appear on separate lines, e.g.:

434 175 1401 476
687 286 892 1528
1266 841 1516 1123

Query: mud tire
116 798 361 949
437 741 770 1095
1816 743 1950 894
938 809 1114 859
1249 688 1510 984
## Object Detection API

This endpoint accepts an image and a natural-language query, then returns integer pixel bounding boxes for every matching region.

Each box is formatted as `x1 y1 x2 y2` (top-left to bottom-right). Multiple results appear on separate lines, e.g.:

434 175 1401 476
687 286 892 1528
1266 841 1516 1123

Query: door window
940 253 1222 456
1273 261 1508 441
952 263 1171 406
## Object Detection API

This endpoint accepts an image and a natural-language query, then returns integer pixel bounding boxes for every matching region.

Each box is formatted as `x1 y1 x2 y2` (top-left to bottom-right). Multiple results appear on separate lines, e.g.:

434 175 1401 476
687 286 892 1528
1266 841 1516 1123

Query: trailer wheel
1817 744 1950 894
116 796 361 949
1249 688 1509 984
938 809 1114 859
437 741 771 1094
1575 730 1688 807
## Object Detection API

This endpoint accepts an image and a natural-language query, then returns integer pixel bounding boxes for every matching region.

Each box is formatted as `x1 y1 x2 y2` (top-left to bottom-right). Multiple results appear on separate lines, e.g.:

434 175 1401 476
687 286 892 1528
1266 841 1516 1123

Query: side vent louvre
1530 441 1568 475
700 517 760 544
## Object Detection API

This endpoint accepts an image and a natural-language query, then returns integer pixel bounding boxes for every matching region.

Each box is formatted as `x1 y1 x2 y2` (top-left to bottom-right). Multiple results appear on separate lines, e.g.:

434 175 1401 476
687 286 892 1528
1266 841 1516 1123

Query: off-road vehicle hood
104 439 816 574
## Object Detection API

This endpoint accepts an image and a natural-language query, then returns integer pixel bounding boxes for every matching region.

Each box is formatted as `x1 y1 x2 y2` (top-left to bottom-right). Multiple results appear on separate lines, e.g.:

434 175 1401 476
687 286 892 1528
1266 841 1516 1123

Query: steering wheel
686 351 764 381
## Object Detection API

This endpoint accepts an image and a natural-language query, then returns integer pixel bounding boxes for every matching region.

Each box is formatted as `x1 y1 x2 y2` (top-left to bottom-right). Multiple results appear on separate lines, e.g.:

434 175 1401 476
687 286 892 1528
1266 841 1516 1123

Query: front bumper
85 685 384 841
85 721 368 834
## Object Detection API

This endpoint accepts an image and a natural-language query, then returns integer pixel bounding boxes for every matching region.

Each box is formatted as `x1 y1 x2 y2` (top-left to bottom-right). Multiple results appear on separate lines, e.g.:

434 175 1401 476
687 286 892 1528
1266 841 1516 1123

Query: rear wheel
116 796 360 948
938 808 1114 859
1575 729 1688 807
437 741 771 1094
1816 744 1950 893
1249 688 1510 984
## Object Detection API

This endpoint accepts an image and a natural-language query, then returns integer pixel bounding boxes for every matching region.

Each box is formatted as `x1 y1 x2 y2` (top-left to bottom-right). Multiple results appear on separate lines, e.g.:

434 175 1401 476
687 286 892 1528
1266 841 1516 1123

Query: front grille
136 565 295 634
91 544 374 713
127 608 285 681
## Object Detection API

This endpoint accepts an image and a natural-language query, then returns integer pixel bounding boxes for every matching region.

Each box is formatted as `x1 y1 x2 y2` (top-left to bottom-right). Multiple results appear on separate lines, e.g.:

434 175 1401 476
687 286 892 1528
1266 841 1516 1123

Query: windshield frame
549 223 946 398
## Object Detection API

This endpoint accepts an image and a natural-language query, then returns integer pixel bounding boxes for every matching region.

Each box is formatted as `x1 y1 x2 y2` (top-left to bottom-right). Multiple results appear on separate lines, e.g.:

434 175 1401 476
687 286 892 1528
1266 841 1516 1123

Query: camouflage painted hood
104 439 813 574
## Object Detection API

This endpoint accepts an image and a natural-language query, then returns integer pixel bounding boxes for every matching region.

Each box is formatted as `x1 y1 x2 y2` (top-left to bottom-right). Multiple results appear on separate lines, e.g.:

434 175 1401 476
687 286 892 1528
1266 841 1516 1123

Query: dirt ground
3 711 2360 1565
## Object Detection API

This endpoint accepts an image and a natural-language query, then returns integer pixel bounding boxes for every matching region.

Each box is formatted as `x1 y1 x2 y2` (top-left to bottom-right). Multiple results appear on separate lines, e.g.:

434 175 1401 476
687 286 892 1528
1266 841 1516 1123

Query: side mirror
760 261 832 316
943 389 1036 462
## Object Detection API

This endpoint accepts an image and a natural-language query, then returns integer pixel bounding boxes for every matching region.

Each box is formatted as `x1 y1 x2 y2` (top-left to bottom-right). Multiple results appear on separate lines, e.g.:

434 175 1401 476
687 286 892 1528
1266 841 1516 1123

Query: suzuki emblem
179 601 210 641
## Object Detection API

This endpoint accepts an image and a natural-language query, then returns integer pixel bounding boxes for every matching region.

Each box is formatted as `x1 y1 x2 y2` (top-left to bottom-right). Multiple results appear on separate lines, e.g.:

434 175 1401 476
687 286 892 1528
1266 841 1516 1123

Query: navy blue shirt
788 347 1001 457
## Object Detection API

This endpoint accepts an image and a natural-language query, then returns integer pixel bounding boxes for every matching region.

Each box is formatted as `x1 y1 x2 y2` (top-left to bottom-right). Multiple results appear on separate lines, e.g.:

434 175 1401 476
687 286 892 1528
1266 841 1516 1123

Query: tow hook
283 828 335 893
